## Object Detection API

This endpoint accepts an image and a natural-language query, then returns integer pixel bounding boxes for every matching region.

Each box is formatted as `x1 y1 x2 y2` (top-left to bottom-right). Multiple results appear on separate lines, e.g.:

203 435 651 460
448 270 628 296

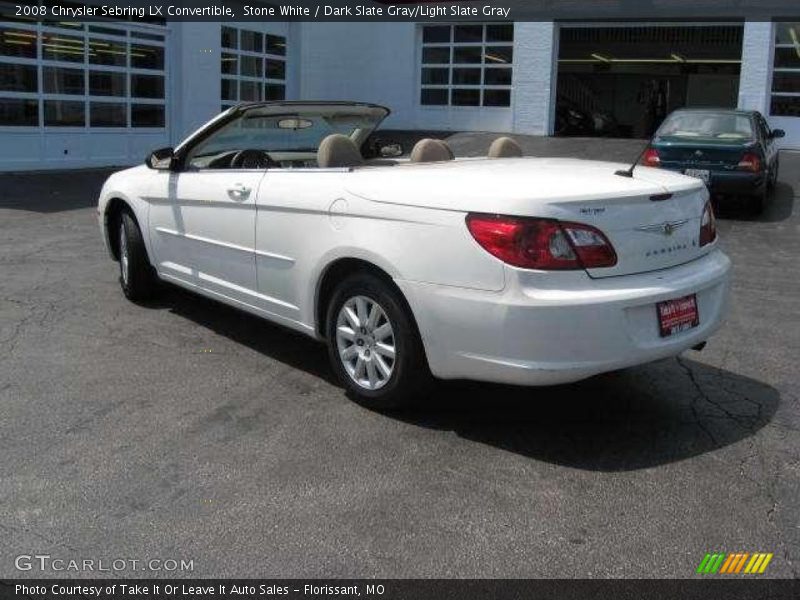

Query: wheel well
105 198 132 261
315 258 418 341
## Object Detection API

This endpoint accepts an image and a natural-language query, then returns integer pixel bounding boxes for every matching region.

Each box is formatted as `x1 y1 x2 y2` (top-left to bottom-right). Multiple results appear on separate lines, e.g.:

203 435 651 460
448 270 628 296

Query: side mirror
771 129 785 139
146 146 175 170
379 142 404 158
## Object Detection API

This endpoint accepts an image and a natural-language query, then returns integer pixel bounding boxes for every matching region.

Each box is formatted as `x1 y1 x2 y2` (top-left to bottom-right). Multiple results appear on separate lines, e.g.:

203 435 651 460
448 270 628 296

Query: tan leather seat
409 138 454 163
317 134 364 168
488 136 523 158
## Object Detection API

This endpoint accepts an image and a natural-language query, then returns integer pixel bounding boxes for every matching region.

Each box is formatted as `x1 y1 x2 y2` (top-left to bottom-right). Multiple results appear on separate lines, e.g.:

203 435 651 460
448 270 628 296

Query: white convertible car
98 101 731 408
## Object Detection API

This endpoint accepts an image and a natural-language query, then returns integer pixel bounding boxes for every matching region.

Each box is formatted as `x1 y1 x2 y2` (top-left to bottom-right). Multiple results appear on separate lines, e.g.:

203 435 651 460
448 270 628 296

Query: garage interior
556 25 744 138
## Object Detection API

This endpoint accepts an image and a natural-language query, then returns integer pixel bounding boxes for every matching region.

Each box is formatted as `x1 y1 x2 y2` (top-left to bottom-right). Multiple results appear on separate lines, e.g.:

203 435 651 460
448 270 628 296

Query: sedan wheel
117 210 157 302
326 273 431 410
336 295 396 391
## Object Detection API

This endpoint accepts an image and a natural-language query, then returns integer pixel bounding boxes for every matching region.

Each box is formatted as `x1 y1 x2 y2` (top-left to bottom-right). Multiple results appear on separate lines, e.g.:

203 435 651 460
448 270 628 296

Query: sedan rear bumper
397 249 731 386
665 167 765 195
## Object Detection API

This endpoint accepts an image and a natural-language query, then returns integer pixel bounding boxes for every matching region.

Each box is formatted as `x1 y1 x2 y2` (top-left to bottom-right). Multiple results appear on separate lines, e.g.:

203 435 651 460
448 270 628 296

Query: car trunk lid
347 157 710 279
654 138 758 171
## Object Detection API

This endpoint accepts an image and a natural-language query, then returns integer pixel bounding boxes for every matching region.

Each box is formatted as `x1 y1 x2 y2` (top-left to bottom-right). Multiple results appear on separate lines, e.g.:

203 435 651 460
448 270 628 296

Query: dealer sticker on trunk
657 294 700 337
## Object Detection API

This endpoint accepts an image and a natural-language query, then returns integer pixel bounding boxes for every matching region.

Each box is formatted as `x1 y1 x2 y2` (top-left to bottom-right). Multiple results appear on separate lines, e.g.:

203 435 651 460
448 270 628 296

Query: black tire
325 272 431 410
118 210 157 302
768 157 779 190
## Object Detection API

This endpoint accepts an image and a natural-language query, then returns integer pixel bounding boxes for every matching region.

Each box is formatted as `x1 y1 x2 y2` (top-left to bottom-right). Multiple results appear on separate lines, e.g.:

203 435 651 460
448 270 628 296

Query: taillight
642 148 661 168
699 202 717 247
465 214 617 270
737 153 762 173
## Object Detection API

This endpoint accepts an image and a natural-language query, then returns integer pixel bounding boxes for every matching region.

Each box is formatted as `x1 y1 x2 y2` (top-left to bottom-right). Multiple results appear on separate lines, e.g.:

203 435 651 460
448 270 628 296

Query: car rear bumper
397 249 731 386
665 168 765 195
708 171 766 195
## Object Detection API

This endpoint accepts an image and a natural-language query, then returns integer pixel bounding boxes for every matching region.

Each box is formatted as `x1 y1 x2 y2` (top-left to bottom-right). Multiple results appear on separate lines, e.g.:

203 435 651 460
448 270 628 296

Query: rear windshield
656 112 754 142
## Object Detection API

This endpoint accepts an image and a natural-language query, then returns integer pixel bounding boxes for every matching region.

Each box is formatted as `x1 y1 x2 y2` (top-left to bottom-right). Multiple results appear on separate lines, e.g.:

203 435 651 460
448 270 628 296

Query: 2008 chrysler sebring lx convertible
98 101 731 409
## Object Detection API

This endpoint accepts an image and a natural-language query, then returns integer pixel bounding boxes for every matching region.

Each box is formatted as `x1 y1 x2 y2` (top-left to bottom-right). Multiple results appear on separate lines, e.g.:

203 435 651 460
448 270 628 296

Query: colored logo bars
697 552 774 574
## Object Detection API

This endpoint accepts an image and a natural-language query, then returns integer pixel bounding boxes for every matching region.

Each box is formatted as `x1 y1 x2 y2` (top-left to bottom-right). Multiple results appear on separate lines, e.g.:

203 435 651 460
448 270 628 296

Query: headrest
488 136 523 158
409 138 455 163
317 134 364 169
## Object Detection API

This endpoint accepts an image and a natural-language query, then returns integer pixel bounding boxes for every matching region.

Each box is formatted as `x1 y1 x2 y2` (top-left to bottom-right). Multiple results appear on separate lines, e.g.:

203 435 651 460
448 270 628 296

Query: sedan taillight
737 153 762 173
642 148 661 168
699 201 717 247
466 214 617 270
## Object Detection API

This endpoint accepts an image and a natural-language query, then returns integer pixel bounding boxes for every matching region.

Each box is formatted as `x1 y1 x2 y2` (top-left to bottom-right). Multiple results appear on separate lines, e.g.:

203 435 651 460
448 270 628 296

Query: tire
768 158 779 190
325 272 431 410
118 210 157 302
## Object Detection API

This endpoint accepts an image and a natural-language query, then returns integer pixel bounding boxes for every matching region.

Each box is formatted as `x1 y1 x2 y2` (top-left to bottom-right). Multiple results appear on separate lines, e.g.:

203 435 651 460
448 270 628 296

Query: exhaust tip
692 342 707 352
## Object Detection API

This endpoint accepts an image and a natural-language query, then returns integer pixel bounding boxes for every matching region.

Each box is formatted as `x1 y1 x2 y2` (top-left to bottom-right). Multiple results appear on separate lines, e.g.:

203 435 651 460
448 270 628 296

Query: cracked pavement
0 138 798 579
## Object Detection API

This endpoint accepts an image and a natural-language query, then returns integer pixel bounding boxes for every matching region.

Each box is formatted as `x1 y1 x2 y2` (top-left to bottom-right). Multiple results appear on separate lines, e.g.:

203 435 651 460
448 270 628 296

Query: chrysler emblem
694 150 704 158
636 219 689 236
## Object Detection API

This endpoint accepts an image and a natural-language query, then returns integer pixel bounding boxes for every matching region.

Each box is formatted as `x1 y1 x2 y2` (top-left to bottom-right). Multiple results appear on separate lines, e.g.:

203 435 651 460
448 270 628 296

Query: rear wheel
118 211 157 302
768 157 780 189
326 273 431 410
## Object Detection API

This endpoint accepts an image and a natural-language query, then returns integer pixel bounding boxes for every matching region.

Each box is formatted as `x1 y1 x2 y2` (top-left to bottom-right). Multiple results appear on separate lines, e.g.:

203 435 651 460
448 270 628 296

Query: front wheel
325 273 431 410
118 211 157 302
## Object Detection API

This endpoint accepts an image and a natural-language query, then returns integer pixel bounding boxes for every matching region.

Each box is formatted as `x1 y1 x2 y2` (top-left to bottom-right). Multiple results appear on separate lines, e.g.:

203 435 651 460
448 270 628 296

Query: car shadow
395 361 779 472
714 181 795 223
150 284 337 386
147 284 778 473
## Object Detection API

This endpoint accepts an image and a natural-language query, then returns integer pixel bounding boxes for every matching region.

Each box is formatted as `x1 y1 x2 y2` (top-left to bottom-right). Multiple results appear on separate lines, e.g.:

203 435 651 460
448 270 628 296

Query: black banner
3 0 800 23
2 580 800 600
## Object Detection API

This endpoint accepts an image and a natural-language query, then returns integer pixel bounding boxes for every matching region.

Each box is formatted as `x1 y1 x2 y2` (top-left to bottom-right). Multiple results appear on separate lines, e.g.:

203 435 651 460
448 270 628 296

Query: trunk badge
637 220 689 236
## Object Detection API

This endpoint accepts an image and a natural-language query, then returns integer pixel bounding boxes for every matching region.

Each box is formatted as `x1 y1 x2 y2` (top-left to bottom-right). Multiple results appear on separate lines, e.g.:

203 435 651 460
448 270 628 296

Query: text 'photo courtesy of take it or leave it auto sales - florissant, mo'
2 0 800 170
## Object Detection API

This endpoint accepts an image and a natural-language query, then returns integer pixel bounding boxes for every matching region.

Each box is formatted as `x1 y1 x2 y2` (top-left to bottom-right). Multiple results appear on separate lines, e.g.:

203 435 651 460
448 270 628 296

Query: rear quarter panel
254 170 506 330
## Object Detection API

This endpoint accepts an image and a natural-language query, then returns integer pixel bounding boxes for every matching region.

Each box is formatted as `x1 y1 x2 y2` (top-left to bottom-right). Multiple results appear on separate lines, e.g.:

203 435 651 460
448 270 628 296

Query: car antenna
615 141 653 178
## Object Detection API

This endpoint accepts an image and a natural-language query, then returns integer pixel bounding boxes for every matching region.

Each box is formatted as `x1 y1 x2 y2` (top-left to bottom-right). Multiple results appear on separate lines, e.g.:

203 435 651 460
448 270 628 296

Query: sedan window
656 112 754 142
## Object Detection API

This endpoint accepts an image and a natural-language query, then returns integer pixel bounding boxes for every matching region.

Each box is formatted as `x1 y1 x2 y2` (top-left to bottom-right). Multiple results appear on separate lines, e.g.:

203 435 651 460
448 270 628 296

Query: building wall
1 18 798 172
0 20 172 171
512 21 557 135
298 22 515 133
0 19 295 171
738 20 799 149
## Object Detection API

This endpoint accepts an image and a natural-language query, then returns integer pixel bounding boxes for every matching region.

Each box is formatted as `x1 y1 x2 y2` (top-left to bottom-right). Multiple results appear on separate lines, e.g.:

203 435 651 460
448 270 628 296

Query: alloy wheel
119 223 129 286
335 295 396 390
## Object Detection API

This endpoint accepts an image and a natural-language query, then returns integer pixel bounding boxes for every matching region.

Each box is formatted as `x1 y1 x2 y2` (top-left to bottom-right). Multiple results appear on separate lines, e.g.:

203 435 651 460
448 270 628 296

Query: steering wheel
230 149 275 169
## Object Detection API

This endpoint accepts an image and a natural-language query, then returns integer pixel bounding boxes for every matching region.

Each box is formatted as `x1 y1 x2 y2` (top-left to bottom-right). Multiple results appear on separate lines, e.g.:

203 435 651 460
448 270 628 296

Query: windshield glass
656 112 754 142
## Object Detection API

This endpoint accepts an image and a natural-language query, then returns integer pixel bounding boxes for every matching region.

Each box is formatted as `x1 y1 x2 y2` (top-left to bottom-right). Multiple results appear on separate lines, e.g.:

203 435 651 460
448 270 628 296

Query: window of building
0 17 167 128
771 22 800 117
420 23 513 108
220 26 287 112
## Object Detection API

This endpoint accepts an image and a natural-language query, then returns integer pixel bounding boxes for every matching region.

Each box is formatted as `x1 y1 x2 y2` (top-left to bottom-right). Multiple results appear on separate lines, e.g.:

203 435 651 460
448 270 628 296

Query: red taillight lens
642 148 661 168
699 202 717 247
465 214 617 270
737 152 762 173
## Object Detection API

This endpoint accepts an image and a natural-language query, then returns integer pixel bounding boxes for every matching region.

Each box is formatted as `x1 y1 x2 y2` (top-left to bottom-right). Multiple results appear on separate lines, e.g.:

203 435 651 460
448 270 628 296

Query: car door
147 112 268 306
148 169 265 305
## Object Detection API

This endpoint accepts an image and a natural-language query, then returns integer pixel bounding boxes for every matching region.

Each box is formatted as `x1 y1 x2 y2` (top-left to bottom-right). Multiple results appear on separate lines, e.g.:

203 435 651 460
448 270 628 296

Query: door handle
227 184 251 200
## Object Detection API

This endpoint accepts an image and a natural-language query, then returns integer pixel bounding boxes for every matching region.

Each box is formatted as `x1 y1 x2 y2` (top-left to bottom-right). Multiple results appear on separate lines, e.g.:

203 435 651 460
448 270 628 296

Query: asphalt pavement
0 136 798 578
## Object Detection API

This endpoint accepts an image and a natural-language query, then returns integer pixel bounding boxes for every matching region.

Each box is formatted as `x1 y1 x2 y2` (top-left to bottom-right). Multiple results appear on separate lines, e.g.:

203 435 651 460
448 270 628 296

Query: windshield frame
173 101 390 171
